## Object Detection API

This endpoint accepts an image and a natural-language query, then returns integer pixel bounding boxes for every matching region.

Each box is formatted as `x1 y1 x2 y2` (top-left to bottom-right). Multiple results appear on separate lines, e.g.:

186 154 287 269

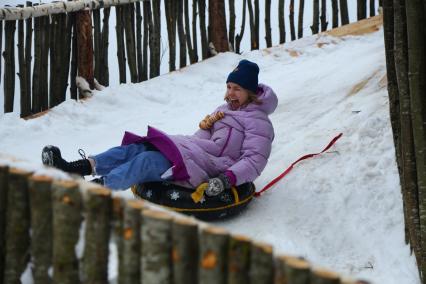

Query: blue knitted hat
226 60 259 93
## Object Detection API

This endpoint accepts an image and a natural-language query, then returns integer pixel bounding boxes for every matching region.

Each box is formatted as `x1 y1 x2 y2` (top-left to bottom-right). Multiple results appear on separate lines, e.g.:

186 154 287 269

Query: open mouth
229 99 240 110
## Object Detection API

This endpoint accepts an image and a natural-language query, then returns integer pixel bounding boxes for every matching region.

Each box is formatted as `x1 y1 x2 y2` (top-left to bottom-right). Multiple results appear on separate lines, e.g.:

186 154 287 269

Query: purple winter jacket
121 83 278 188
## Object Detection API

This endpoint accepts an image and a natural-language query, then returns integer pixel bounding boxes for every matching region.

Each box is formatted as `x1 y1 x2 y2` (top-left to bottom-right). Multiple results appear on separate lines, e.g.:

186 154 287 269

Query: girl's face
225 82 249 110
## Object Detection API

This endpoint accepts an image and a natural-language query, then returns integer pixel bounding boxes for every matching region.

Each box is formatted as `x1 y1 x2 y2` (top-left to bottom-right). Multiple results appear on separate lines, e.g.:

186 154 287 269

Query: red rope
254 133 343 197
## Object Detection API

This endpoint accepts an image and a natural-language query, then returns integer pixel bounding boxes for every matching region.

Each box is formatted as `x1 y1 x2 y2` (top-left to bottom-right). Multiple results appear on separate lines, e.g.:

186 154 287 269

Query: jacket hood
241 83 278 115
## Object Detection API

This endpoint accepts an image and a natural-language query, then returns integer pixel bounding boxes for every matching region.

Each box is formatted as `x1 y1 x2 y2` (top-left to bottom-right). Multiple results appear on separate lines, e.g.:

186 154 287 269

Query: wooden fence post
278 0 285 43
165 0 177 72
199 227 229 284
311 0 320 34
119 199 145 284
235 0 247 54
198 0 208 59
18 8 30 118
228 235 251 284
28 175 53 284
41 16 50 110
332 0 339 28
0 165 9 284
135 3 143 81
141 210 173 283
70 10 78 100
52 180 82 284
124 4 138 83
0 20 2 85
3 20 16 113
229 0 236 50
320 0 328 31
82 187 112 284
191 0 199 61
116 5 127 84
276 255 310 284
298 0 305 38
3 168 32 284
93 8 102 83
172 217 199 284
177 0 187 66
250 241 274 284
149 0 161 78
208 0 229 54
311 268 340 284
247 0 256 49
76 9 95 93
289 0 296 40
340 0 350 25
184 0 197 63
265 0 272 46
25 1 32 114
141 0 149 81
100 7 111 86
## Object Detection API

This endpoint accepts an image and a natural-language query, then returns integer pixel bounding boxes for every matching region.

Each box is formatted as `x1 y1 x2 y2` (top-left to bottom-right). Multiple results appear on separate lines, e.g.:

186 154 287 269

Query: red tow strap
255 133 343 197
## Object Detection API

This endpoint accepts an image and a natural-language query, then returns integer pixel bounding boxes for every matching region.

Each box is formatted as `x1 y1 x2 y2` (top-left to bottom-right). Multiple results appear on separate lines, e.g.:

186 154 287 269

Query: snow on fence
0 0 382 118
0 165 370 284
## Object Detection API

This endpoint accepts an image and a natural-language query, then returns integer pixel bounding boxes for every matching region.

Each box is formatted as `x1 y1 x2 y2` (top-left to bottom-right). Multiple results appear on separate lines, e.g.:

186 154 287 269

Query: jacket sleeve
193 128 212 139
226 120 274 185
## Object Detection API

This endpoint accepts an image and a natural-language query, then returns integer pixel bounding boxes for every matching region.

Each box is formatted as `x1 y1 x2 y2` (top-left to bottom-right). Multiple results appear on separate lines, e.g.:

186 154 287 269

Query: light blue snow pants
91 143 172 190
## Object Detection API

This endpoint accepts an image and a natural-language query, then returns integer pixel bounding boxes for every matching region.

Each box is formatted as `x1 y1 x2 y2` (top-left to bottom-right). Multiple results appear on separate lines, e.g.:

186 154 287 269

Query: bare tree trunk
289 0 296 41
208 0 229 54
298 0 304 38
165 0 176 71
124 4 138 83
76 10 95 93
279 0 286 43
229 0 236 50
177 0 187 66
339 0 349 25
357 0 367 20
320 0 328 31
235 0 247 53
406 0 426 277
370 0 376 16
311 0 320 34
185 0 197 63
198 0 208 59
332 0 339 28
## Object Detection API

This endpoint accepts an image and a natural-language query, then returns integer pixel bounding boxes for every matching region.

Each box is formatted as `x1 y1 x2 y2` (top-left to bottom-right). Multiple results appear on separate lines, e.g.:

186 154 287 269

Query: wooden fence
0 0 382 118
0 164 370 284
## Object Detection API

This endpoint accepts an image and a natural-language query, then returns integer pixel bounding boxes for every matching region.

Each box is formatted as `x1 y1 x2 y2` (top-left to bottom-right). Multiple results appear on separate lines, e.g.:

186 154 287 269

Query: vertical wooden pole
247 0 256 49
60 12 72 103
119 200 145 284
93 9 102 83
24 1 32 114
0 21 2 85
82 188 111 284
370 0 375 17
116 5 127 84
228 235 251 284
3 168 32 284
172 218 199 284
184 0 196 63
278 0 286 43
311 0 320 34
70 11 78 100
142 0 149 81
50 13 67 108
28 175 53 284
177 0 187 66
265 0 272 47
165 0 177 71
32 11 41 112
235 0 247 53
0 166 9 284
136 3 143 81
152 0 161 77
192 0 199 61
18 10 30 117
3 20 16 113
199 227 229 284
289 0 296 40
357 0 367 20
141 210 173 284
40 16 50 110
198 0 208 59
254 0 259 48
76 10 95 92
111 197 124 280
52 180 82 284
250 242 274 284
229 0 236 50
320 0 328 31
124 4 138 83
297 0 305 38
339 0 349 25
100 7 111 86
332 0 339 28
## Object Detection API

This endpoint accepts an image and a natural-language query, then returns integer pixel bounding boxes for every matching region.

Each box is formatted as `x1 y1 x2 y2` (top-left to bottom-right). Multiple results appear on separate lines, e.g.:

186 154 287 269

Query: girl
42 59 278 197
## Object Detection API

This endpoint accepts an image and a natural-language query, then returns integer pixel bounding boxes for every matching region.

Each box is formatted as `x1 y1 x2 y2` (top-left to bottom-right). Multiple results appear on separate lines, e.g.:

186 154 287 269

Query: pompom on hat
226 60 259 93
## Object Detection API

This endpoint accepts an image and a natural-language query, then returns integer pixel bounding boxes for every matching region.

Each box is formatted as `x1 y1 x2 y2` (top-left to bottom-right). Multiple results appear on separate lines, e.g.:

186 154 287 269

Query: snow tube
132 182 256 220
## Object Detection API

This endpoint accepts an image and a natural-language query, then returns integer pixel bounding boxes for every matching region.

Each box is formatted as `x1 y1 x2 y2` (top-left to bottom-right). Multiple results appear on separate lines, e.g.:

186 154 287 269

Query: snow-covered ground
0 25 419 284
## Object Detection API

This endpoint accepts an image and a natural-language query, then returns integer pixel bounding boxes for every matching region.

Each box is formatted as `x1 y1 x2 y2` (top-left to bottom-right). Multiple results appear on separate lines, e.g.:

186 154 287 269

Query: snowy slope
0 29 419 283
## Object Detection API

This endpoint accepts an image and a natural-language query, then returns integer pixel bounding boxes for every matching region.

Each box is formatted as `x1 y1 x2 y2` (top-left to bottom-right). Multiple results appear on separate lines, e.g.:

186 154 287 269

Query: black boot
90 177 105 186
42 145 92 176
